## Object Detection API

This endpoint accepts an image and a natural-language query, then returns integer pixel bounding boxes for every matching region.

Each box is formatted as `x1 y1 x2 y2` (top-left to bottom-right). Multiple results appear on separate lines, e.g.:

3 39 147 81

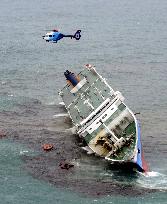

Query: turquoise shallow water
0 0 167 203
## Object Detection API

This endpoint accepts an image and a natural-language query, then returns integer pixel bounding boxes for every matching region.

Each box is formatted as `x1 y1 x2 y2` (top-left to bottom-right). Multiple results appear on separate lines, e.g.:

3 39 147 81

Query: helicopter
42 29 81 43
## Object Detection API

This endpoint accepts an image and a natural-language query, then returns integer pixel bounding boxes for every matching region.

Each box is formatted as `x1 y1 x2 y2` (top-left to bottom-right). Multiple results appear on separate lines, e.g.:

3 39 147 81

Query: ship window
96 121 99 124
121 120 125 125
89 127 92 130
49 35 52 37
102 114 107 119
53 35 55 37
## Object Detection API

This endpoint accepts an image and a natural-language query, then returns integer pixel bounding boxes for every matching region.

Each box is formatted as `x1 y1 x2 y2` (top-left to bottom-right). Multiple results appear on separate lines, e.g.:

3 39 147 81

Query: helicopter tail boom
63 30 81 40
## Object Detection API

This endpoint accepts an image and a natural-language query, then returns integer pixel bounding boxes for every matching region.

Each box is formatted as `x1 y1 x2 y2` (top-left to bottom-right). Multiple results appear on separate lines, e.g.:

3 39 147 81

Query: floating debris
42 143 54 151
59 161 74 170
134 112 141 115
0 130 6 138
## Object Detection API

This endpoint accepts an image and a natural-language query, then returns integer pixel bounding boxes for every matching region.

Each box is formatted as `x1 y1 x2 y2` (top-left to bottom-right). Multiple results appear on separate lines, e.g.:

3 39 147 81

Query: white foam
47 101 57 105
59 101 65 106
43 98 63 106
82 146 94 154
139 171 161 178
20 150 29 155
53 113 69 118
145 171 161 177
47 101 65 106
1 81 6 85
137 171 167 190
67 126 77 134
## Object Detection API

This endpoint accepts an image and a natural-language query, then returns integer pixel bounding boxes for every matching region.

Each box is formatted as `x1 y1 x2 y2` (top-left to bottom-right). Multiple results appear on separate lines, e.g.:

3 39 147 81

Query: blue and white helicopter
42 29 81 43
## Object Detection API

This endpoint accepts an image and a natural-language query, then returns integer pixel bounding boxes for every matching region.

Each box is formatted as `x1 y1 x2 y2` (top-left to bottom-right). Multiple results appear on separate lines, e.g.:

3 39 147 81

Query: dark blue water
0 0 167 203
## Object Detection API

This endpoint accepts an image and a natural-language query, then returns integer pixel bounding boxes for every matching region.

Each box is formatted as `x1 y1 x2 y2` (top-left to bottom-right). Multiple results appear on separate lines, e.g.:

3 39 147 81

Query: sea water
0 0 167 203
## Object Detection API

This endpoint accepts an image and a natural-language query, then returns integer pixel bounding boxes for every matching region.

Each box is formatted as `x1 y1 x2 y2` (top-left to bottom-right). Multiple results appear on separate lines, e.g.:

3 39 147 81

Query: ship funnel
64 70 79 87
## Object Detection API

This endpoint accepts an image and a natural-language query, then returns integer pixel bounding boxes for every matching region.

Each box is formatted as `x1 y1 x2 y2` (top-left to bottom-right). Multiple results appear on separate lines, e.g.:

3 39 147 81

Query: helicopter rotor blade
44 28 60 31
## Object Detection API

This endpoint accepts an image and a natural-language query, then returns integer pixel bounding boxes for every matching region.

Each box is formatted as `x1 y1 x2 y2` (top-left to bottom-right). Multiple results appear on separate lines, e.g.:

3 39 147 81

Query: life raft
42 144 54 151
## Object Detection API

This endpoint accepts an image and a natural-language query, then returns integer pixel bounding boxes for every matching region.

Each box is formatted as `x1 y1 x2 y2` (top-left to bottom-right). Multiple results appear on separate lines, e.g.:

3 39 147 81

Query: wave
137 171 167 190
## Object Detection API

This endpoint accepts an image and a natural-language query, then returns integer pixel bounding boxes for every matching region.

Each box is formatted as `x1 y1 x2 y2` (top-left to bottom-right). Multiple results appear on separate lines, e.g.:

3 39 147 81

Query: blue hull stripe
136 120 143 170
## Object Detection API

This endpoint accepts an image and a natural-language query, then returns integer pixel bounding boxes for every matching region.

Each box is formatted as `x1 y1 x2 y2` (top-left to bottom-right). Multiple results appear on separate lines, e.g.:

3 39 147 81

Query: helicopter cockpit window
49 35 52 37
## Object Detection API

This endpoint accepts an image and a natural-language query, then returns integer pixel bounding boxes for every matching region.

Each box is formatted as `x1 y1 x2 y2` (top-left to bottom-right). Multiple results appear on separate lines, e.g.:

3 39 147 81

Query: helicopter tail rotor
73 30 81 40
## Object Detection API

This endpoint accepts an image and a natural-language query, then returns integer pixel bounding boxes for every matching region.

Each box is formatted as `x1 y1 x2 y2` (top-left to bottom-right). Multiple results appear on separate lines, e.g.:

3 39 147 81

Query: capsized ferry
59 64 149 172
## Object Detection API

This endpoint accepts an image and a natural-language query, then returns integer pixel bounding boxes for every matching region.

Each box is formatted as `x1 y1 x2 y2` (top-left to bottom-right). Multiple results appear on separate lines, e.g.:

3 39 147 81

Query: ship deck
60 67 114 124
